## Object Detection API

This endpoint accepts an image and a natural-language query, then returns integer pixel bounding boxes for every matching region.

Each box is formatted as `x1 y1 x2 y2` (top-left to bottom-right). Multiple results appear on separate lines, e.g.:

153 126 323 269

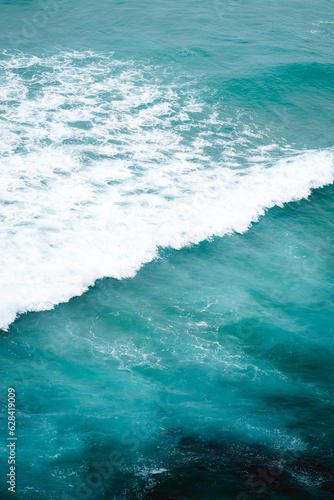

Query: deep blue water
0 1 334 499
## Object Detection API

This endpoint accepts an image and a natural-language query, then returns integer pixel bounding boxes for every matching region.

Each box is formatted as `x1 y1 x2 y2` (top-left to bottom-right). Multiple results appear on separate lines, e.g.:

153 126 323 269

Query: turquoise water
0 1 334 499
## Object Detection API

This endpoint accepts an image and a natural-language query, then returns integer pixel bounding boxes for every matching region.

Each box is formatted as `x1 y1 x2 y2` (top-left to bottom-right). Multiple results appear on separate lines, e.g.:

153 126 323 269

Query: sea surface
0 1 334 499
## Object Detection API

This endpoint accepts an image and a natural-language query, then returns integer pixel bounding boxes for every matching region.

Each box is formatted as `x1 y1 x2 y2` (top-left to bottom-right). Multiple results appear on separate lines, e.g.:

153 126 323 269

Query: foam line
0 51 333 329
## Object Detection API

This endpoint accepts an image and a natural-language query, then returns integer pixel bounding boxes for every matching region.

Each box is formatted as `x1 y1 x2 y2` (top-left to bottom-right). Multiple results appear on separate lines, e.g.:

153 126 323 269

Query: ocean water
0 1 334 499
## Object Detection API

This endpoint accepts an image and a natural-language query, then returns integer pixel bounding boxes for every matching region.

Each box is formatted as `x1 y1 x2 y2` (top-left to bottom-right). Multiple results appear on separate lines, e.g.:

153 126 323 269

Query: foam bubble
0 51 333 330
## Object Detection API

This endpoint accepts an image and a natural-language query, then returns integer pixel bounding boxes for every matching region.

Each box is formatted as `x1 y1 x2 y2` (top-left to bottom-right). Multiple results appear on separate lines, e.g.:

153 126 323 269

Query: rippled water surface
0 0 333 498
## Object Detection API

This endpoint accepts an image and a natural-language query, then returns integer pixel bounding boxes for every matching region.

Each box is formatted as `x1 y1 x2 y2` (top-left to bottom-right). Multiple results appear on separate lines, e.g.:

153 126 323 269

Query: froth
0 51 333 330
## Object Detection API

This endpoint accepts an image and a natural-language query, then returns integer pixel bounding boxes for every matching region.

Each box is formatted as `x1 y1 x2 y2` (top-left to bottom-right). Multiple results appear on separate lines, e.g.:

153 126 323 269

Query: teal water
0 1 334 499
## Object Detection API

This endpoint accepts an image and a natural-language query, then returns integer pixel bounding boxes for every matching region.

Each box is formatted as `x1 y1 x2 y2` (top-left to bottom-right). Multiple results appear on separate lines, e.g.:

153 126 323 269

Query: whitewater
1 51 333 330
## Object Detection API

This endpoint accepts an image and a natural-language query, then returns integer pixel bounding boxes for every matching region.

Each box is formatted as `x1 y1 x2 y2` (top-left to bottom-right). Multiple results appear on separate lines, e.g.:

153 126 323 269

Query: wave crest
0 51 333 330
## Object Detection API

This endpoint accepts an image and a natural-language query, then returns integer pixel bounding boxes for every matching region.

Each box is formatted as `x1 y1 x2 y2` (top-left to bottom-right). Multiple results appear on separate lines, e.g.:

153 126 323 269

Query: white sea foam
0 51 333 330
